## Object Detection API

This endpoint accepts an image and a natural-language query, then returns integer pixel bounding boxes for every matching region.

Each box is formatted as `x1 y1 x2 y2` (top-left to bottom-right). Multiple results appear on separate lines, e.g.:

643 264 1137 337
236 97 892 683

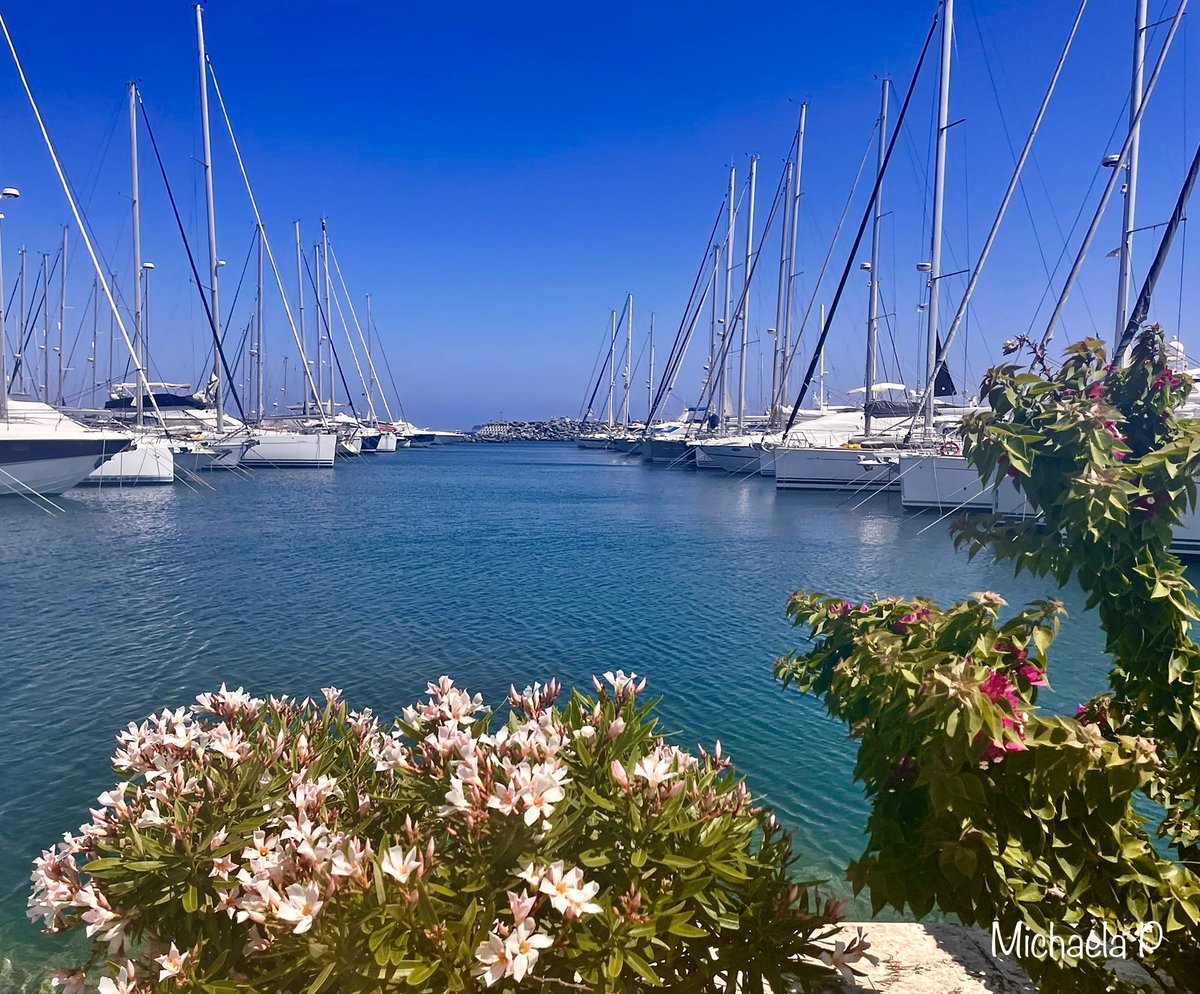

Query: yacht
0 399 131 496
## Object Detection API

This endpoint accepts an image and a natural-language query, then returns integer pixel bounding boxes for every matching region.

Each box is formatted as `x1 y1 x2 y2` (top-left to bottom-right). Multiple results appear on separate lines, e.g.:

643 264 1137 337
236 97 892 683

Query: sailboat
193 6 336 468
776 5 962 492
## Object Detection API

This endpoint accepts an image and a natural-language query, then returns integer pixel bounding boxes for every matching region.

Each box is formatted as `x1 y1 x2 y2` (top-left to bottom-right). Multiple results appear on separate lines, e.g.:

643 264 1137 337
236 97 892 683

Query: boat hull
643 438 695 465
376 432 398 452
85 438 176 486
774 446 900 491
576 436 612 450
0 437 130 496
242 430 336 468
696 441 761 474
898 454 993 510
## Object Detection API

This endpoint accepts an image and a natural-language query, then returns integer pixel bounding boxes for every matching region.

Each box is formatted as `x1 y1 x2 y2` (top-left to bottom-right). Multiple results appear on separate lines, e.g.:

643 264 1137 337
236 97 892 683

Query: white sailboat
0 398 132 496
777 11 957 493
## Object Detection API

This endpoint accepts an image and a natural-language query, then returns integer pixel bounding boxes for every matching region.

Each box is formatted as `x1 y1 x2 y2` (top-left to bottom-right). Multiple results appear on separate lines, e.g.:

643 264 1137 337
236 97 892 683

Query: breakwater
470 417 583 441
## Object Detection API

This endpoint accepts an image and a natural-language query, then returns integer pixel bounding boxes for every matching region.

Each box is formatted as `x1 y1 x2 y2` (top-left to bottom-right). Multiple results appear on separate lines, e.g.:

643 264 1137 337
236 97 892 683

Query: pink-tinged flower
539 862 602 918
276 882 323 934
48 969 86 994
819 930 880 982
381 845 420 885
607 716 626 739
209 853 236 878
321 686 342 706
505 919 554 982
473 931 511 987
1017 663 1049 687
1086 381 1104 399
487 780 522 816
632 752 676 789
522 772 565 826
508 889 537 924
95 965 136 994
155 943 188 982
516 862 546 891
1101 420 1126 441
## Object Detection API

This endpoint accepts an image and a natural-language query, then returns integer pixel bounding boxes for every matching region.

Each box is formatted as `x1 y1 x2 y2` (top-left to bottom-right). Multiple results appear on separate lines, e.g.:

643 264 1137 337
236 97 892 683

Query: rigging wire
137 94 248 421
783 7 941 437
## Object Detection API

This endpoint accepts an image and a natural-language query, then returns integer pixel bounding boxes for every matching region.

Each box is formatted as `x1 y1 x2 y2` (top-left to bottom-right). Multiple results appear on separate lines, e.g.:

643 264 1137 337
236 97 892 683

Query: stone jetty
470 418 584 442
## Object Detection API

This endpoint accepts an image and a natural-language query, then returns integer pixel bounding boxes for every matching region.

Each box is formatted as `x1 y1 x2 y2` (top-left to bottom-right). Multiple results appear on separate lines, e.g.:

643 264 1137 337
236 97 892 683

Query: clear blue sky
0 1 1195 428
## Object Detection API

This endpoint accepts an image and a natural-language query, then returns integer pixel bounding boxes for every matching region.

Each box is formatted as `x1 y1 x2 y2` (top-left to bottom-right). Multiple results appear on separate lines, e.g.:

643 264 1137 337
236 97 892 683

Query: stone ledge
816 922 1035 993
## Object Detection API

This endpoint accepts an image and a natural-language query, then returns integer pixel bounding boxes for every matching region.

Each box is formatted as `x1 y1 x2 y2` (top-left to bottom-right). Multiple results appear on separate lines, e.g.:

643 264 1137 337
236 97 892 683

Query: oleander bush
29 673 845 993
776 328 1200 992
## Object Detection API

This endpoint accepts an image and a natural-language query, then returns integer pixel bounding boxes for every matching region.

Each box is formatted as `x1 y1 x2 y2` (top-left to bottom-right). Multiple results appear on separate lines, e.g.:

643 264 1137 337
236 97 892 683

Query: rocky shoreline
469 418 584 442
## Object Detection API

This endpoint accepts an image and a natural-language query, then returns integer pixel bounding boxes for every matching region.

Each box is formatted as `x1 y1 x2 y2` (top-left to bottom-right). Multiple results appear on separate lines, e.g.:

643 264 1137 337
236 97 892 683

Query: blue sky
0 1 1195 428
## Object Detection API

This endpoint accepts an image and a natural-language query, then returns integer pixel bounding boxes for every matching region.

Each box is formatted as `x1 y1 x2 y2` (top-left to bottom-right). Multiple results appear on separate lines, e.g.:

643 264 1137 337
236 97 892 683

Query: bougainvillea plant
776 328 1200 992
30 673 846 993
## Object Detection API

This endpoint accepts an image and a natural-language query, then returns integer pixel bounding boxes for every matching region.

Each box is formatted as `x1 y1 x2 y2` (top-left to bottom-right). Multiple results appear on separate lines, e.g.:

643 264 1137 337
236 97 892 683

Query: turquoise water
0 442 1111 978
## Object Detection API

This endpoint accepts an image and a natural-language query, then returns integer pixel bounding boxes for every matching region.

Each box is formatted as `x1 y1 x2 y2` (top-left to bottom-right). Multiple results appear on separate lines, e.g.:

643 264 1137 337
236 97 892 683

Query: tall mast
90 277 98 408
57 225 66 405
782 103 806 414
923 0 954 432
772 156 794 423
720 165 736 429
41 253 48 402
623 292 633 427
17 246 25 394
737 155 758 431
1115 0 1147 342
366 293 376 420
255 223 265 423
195 4 223 430
294 220 308 414
818 303 827 409
129 81 144 427
647 312 655 423
865 78 890 436
607 308 616 428
321 222 333 414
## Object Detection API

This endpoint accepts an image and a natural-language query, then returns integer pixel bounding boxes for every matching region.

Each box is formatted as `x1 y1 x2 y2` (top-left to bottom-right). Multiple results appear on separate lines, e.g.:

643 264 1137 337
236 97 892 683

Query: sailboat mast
17 247 25 394
57 225 66 406
720 165 736 429
366 293 376 420
772 157 794 423
865 78 889 436
256 223 265 423
128 81 144 427
41 253 48 402
321 221 333 415
623 292 633 427
923 0 953 433
819 303 827 409
1115 0 1147 342
607 308 616 428
195 4 223 431
294 220 309 415
737 155 758 431
783 103 805 413
647 312 654 423
90 277 98 408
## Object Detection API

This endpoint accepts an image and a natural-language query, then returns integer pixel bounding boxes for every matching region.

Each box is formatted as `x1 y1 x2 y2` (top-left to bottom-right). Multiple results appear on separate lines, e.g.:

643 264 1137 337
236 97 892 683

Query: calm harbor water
1 442 1114 978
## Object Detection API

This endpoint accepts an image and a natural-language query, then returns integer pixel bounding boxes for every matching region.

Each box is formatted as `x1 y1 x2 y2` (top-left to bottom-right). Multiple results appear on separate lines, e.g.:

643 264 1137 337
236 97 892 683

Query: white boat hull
696 441 761 474
775 446 900 491
899 454 994 510
576 437 612 449
376 432 398 452
86 438 175 485
242 430 336 468
2 451 118 495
